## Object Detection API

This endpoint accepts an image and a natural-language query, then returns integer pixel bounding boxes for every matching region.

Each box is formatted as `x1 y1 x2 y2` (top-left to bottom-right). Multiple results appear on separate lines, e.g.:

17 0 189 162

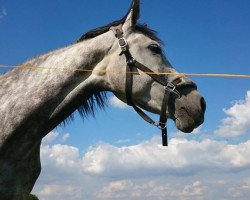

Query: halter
110 25 181 146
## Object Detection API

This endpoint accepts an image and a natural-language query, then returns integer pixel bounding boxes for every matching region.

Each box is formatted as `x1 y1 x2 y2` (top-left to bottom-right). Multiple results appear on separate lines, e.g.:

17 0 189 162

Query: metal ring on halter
155 122 167 130
126 57 135 65
164 83 181 99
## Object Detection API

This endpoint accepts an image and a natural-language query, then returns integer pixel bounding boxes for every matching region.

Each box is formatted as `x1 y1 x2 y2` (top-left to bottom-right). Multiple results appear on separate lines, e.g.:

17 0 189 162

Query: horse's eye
148 44 162 54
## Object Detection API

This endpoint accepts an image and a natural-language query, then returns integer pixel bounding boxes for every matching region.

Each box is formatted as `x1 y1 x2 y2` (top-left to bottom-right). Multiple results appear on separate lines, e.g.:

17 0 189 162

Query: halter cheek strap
110 25 181 146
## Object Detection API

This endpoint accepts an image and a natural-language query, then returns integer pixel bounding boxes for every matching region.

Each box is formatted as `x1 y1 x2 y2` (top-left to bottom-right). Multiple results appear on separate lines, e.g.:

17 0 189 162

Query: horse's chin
175 118 196 133
173 108 200 133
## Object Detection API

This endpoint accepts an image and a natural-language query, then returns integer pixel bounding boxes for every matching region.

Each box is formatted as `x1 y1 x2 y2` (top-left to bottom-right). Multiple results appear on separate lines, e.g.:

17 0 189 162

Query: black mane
77 22 162 45
76 1 163 44
135 24 163 45
76 0 162 46
62 92 108 126
76 0 162 44
76 17 127 42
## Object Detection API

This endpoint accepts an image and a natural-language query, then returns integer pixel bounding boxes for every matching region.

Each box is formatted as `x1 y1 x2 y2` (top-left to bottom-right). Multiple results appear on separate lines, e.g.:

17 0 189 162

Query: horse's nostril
200 97 206 113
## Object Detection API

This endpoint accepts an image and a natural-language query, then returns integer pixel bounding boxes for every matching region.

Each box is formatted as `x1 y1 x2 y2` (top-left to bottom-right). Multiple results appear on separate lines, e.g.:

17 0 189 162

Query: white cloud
0 8 7 21
172 126 203 140
38 183 82 200
192 126 202 134
215 91 250 137
227 179 250 198
41 144 80 170
39 184 78 196
115 138 131 144
109 96 130 109
82 138 250 177
42 131 59 144
62 133 70 142
42 131 70 144
33 137 250 200
96 180 204 200
96 180 135 199
180 181 203 197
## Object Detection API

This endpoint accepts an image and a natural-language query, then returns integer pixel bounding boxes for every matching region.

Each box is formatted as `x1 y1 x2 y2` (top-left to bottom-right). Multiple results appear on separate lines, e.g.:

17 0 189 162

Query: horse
0 0 206 199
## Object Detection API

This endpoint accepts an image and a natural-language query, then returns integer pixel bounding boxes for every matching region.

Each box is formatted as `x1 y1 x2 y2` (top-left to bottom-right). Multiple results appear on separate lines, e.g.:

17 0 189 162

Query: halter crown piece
110 25 181 146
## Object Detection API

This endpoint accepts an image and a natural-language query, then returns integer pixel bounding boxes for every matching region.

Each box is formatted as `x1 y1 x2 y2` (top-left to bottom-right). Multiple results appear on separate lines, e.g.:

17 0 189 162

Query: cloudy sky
0 0 250 200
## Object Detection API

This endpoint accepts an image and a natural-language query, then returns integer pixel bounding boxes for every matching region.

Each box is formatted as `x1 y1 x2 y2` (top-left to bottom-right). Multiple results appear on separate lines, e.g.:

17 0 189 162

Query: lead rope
110 25 180 146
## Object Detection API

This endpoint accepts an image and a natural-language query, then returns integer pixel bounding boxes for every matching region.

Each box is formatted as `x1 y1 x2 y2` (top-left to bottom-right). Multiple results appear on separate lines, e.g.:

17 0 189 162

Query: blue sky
1 0 250 200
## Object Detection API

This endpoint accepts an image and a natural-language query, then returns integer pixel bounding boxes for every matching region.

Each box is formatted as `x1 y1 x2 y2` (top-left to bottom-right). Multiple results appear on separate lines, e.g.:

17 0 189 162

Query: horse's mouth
173 107 204 133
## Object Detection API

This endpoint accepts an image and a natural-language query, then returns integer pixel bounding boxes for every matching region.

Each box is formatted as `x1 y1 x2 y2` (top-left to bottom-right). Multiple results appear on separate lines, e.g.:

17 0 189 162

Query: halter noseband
110 25 181 146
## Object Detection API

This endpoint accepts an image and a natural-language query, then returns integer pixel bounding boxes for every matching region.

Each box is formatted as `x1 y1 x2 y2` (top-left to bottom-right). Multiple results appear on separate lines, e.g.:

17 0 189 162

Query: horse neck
0 31 114 147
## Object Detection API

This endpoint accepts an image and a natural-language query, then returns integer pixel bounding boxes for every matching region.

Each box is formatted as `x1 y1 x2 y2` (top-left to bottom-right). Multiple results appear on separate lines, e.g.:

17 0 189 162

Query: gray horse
0 1 205 199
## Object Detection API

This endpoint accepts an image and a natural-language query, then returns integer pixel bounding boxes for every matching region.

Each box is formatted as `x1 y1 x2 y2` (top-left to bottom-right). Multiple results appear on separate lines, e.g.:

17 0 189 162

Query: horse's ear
123 0 140 33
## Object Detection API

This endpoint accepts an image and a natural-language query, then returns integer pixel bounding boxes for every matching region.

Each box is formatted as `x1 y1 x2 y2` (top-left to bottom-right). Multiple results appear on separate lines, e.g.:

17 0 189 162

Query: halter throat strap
110 25 180 146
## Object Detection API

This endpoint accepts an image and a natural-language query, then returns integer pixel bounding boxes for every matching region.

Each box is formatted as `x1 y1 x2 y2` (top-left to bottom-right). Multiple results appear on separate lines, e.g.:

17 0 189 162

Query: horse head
104 0 206 133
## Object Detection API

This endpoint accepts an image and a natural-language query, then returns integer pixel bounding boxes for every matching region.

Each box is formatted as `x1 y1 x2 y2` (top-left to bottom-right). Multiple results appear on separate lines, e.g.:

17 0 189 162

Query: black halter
111 25 181 146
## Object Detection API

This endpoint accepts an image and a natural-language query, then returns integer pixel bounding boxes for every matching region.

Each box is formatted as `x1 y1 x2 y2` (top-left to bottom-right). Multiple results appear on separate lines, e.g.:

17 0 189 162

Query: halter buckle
118 38 128 51
165 82 176 91
164 82 181 98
